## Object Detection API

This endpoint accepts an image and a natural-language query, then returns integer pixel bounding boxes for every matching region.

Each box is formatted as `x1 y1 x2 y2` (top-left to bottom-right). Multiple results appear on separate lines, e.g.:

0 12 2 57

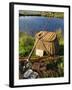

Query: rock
22 61 32 72
30 71 39 78
23 69 39 79
23 69 33 79
26 61 32 69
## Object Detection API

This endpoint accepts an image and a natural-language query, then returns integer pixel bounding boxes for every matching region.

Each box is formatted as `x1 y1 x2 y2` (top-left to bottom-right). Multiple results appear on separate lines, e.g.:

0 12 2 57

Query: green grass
19 32 35 57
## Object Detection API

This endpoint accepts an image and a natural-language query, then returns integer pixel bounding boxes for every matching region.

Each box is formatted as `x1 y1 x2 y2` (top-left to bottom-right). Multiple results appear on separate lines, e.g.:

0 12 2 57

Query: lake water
19 16 64 35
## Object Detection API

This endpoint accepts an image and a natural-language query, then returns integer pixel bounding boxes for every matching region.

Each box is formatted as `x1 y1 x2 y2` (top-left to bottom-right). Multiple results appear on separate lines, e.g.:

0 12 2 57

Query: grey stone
23 69 33 78
26 61 32 69
30 72 39 78
23 69 39 79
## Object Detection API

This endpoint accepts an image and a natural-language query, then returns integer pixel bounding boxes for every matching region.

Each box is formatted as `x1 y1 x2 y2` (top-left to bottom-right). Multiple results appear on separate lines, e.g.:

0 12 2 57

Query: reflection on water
19 16 64 35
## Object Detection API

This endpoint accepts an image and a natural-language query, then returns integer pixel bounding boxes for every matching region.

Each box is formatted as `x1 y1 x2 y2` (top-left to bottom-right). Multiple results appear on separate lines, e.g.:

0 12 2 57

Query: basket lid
35 31 57 41
42 32 56 42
